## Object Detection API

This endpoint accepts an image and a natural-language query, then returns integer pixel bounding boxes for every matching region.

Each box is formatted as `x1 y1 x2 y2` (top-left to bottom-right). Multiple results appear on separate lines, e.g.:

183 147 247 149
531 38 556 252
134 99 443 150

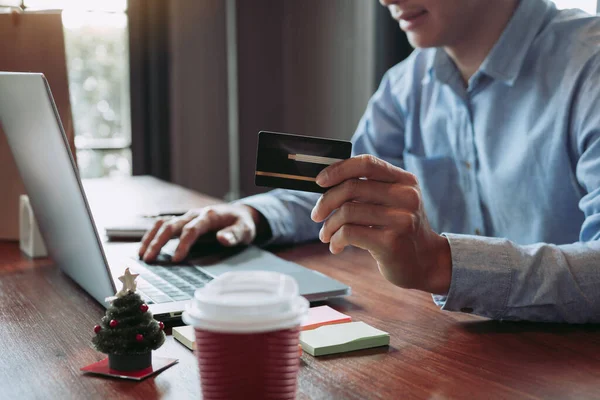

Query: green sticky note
300 321 390 356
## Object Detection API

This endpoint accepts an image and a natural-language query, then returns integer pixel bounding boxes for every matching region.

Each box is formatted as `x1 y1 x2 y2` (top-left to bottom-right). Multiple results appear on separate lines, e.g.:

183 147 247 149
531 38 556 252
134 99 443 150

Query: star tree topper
115 268 139 298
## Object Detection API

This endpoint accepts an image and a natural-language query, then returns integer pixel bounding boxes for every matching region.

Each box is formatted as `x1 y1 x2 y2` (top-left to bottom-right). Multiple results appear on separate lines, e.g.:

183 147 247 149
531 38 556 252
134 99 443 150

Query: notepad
174 305 351 350
173 325 304 356
300 321 390 356
173 325 196 350
302 306 352 331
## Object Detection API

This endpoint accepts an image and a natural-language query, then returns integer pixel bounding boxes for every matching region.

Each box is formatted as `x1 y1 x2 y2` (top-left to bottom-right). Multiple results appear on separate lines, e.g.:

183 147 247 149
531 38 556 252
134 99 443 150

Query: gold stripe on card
255 171 316 182
288 153 343 165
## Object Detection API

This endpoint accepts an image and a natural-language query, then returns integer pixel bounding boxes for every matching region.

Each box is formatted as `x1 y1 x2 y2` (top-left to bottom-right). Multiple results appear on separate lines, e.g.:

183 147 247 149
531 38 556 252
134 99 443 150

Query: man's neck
444 0 520 85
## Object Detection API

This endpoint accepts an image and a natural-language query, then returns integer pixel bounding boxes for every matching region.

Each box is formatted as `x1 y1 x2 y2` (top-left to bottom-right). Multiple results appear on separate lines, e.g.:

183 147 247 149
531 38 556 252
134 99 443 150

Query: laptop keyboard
130 260 214 304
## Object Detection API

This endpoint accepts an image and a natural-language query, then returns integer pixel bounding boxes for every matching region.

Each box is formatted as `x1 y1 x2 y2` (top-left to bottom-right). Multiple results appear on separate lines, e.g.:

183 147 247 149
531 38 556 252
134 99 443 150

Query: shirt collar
425 0 556 87
424 49 458 86
479 0 555 86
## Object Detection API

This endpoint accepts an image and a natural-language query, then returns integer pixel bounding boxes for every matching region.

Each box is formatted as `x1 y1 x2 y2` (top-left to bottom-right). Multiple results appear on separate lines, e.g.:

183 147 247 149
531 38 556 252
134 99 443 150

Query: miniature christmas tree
92 268 165 371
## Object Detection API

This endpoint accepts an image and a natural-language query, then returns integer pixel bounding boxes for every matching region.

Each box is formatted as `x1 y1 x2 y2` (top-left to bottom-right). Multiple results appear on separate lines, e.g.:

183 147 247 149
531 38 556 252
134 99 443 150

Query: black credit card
255 131 352 193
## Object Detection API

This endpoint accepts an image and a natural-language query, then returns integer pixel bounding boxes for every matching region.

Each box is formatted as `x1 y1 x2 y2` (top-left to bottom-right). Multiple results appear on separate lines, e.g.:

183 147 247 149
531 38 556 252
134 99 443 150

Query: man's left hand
311 154 452 295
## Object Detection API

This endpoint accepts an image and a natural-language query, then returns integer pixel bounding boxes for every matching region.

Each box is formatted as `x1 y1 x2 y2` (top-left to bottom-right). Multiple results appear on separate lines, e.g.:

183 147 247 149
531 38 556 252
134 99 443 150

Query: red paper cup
183 271 309 400
195 327 301 399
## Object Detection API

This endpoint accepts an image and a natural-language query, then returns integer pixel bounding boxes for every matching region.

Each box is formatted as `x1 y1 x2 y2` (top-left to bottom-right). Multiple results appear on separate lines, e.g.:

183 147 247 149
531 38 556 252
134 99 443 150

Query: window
25 0 132 179
551 0 598 14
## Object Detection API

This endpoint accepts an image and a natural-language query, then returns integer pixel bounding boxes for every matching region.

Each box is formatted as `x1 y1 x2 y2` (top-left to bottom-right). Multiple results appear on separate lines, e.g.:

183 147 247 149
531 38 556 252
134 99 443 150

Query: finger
138 219 166 258
171 216 208 262
173 208 238 261
311 179 420 222
316 154 417 188
143 216 191 262
216 220 254 247
328 224 385 254
320 203 417 243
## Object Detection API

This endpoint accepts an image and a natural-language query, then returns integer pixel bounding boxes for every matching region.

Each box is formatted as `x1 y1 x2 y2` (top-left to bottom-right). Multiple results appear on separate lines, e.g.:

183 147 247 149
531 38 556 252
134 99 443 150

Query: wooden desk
1 176 600 399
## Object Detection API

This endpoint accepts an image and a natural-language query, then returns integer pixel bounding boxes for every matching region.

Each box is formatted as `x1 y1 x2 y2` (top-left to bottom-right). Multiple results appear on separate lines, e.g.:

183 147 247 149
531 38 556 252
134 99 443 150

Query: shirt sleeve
237 189 321 245
239 69 407 245
433 56 600 324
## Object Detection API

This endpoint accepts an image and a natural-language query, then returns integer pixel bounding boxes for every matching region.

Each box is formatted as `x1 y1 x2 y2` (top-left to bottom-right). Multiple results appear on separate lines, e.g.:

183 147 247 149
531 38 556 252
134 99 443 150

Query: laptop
0 72 350 321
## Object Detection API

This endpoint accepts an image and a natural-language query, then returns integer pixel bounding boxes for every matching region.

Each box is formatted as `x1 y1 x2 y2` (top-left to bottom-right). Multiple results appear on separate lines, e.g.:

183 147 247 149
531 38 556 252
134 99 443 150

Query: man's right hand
138 204 262 263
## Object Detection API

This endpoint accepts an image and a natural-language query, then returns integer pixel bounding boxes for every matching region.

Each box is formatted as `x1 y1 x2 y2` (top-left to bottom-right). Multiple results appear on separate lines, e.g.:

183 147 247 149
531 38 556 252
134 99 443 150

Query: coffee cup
183 271 309 400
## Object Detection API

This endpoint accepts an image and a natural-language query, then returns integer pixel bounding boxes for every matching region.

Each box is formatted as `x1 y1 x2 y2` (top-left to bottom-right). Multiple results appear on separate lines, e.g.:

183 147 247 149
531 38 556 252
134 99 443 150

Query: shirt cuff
433 233 513 319
235 193 295 246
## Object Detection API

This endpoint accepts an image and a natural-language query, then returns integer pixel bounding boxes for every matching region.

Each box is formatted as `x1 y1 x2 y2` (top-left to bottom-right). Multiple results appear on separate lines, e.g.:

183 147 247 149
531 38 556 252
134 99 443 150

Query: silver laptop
0 72 350 320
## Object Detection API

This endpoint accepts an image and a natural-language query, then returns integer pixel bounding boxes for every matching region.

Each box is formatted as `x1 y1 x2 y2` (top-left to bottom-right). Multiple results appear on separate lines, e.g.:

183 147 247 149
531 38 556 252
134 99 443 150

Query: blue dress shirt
241 0 600 323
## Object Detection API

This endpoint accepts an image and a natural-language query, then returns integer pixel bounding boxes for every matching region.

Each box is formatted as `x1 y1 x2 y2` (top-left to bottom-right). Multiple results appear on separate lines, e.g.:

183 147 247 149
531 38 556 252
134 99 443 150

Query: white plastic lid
182 271 309 333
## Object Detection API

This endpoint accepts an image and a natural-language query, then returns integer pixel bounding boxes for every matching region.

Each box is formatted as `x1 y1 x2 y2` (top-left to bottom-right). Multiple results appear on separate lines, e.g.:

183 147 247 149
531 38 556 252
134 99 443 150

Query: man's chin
406 32 439 49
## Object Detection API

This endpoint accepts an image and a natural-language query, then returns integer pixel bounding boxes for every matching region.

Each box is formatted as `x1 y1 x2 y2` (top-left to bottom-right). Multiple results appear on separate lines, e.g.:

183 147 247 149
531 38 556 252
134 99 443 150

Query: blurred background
2 0 598 199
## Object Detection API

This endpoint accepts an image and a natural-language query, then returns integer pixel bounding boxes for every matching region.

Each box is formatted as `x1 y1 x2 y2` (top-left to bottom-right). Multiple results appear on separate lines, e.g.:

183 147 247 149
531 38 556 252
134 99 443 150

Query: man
140 0 600 323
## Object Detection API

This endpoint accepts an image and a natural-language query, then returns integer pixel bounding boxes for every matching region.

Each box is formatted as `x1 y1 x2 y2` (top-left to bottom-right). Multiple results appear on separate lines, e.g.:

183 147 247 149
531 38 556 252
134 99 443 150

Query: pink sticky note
302 306 352 331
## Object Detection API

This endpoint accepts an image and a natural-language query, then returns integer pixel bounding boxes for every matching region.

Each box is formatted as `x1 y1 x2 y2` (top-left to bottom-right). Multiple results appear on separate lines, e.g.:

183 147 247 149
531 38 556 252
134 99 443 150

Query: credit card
255 131 352 193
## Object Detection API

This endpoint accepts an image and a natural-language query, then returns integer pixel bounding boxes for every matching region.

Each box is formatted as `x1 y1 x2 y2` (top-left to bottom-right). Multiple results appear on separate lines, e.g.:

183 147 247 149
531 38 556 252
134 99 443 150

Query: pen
140 212 186 218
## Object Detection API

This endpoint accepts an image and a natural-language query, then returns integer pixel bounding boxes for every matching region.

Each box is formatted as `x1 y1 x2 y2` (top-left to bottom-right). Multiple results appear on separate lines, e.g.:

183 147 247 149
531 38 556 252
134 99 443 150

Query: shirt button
460 307 474 313
475 229 481 235
465 161 471 170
